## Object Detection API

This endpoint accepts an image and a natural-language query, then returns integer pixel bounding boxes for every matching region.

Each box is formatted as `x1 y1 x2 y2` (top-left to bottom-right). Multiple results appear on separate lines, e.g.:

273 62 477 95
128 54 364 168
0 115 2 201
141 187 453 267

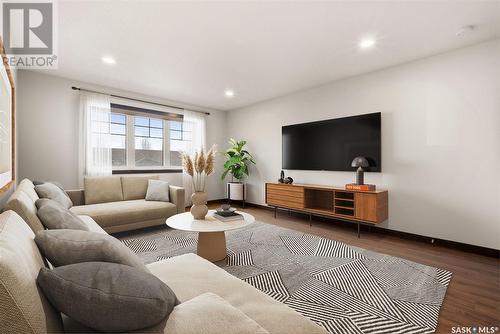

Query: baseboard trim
242 201 499 258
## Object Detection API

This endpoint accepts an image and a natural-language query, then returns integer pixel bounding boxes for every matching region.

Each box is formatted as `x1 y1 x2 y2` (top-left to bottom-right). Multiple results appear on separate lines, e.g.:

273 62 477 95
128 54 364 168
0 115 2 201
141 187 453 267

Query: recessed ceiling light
224 89 235 98
101 56 116 65
359 37 376 50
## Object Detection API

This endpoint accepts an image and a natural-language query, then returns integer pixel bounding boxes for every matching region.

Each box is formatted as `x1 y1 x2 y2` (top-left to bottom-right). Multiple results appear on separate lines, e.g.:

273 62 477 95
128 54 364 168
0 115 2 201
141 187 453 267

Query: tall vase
191 191 208 219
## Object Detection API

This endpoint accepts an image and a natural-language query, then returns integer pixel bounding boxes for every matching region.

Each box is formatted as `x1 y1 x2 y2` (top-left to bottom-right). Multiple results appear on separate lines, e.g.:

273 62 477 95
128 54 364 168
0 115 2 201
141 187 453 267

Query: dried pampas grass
204 145 216 176
182 145 217 192
195 149 206 174
181 153 194 177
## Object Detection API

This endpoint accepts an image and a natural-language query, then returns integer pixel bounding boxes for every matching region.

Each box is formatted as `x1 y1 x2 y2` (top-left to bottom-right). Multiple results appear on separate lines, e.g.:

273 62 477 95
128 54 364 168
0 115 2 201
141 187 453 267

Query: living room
0 1 498 334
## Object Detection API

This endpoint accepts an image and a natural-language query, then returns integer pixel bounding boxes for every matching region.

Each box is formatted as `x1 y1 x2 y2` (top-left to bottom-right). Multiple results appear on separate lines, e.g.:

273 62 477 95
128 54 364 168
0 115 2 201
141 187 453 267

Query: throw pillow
35 182 73 209
36 199 88 231
35 229 148 272
35 198 52 209
145 179 170 202
37 262 178 332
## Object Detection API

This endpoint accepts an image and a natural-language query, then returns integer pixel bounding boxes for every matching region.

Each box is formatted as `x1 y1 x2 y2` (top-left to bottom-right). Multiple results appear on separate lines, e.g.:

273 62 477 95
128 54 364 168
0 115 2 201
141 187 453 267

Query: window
169 121 192 166
134 116 163 166
110 113 126 166
109 106 189 170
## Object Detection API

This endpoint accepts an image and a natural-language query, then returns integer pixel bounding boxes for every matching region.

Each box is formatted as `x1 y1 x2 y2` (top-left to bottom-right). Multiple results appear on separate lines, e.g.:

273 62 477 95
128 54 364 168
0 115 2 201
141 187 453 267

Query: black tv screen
282 112 381 172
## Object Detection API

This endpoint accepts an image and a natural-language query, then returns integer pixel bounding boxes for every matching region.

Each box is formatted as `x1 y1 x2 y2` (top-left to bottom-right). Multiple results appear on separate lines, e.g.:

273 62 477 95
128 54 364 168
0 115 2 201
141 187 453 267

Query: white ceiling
38 1 500 111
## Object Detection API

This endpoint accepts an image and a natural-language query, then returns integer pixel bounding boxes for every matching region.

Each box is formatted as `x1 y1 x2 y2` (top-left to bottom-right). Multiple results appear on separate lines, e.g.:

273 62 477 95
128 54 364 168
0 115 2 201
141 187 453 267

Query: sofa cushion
0 211 63 334
121 175 159 200
77 215 107 234
147 253 327 334
4 187 45 233
35 182 73 209
37 262 178 332
84 176 123 205
157 292 269 334
34 229 148 272
18 179 39 203
70 199 177 229
36 199 89 231
146 179 170 202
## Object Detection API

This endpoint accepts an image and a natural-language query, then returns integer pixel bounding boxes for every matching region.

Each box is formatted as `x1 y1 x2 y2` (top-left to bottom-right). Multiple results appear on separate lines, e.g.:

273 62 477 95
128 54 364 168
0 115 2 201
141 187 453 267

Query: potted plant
221 138 255 205
182 145 216 219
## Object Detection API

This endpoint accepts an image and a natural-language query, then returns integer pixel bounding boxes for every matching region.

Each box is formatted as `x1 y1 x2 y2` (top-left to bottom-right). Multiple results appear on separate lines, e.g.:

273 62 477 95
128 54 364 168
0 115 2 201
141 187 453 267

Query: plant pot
190 191 208 219
227 182 245 201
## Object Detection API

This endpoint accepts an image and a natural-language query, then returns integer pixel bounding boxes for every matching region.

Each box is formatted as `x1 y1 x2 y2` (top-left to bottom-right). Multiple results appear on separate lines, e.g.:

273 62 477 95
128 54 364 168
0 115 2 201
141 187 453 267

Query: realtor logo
3 2 53 54
1 1 57 68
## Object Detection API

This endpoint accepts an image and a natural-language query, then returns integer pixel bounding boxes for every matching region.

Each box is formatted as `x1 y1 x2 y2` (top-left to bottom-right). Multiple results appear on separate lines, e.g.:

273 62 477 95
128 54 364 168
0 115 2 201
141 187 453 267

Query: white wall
227 39 500 250
16 71 227 200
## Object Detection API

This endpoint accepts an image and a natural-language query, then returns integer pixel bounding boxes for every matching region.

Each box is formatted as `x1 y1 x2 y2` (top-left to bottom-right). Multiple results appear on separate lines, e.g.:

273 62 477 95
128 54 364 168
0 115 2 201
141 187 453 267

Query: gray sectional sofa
0 184 327 333
4 176 185 234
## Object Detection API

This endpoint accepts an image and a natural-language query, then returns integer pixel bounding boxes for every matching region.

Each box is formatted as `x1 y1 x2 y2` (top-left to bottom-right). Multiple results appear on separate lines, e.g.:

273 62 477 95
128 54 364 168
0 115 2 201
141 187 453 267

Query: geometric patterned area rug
117 221 452 334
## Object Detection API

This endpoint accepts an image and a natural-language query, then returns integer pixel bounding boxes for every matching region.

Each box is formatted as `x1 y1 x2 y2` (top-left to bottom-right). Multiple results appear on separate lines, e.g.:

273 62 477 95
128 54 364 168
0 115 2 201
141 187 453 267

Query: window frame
109 105 188 173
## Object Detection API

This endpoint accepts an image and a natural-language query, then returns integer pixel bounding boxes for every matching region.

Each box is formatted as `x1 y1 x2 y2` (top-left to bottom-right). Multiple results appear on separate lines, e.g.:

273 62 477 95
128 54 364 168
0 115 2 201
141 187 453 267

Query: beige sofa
0 210 327 333
4 176 185 234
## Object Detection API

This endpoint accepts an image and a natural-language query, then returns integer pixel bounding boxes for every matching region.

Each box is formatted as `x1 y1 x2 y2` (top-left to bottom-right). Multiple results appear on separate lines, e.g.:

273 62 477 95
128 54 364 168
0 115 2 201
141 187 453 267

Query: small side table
166 210 255 262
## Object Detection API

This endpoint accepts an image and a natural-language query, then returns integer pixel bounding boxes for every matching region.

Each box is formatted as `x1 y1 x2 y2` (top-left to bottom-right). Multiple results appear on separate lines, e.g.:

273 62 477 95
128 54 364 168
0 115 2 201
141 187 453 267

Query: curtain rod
71 86 210 115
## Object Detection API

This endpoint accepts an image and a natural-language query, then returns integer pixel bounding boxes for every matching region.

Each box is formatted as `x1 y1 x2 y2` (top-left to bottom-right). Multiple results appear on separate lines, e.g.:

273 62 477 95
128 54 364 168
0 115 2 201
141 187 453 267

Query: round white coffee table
166 210 255 262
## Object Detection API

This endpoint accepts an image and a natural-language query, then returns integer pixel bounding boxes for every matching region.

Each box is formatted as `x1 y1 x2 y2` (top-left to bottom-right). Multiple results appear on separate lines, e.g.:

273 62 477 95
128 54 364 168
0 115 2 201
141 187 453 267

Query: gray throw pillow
35 182 73 209
36 199 89 231
37 262 178 332
35 229 148 272
145 179 170 202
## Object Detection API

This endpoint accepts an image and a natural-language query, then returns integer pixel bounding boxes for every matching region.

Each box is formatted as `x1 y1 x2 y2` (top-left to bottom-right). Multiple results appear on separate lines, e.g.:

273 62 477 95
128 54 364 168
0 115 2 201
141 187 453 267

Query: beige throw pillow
145 179 170 202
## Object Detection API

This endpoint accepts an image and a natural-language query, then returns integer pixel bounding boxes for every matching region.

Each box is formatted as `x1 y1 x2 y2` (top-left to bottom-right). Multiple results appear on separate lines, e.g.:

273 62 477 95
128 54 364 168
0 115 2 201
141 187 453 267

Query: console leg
274 206 277 218
357 222 360 238
309 214 312 227
288 209 291 216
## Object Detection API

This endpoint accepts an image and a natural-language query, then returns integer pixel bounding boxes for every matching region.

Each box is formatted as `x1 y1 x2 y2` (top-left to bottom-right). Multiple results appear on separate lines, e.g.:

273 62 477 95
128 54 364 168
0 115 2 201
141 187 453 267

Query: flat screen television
282 112 381 172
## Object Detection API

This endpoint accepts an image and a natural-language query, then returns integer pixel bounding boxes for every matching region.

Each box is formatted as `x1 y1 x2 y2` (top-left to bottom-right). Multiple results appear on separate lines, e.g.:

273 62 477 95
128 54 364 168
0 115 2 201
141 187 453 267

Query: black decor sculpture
278 170 285 183
351 157 369 185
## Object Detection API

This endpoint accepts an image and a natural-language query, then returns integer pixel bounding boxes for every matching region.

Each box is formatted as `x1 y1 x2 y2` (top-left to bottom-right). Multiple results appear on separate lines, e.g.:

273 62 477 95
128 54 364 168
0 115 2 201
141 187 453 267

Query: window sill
112 168 182 175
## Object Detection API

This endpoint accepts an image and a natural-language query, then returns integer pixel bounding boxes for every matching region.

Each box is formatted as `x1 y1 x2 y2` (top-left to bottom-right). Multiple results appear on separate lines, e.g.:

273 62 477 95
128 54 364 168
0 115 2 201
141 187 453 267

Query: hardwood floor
219 204 499 333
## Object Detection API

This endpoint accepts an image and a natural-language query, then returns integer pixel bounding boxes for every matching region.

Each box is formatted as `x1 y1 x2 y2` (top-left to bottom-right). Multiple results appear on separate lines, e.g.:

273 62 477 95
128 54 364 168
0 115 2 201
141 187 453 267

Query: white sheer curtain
182 109 206 205
78 93 112 187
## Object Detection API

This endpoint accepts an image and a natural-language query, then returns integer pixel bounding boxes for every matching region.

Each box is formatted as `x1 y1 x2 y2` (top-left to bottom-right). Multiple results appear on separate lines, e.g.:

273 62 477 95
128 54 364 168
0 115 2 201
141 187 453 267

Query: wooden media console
265 183 388 237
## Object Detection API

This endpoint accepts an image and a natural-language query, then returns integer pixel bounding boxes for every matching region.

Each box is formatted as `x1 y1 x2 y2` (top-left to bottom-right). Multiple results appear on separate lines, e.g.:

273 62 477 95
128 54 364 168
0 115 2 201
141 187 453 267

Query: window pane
170 151 182 167
136 137 163 150
110 134 125 148
150 128 163 138
135 117 149 127
110 123 125 135
170 130 182 140
170 139 188 152
135 126 149 137
111 113 126 124
112 149 126 166
170 121 182 131
135 137 163 166
168 120 191 167
150 118 163 128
